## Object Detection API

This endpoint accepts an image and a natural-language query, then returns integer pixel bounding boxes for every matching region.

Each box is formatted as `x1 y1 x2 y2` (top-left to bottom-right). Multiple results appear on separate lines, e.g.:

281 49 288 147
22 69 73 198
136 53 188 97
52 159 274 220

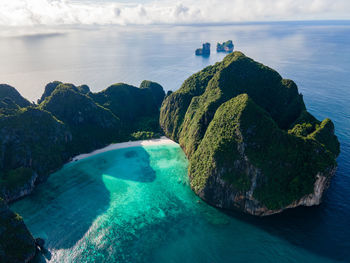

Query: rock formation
0 198 36 263
0 81 165 203
0 80 166 260
160 51 340 216
195 43 211 56
217 40 234 53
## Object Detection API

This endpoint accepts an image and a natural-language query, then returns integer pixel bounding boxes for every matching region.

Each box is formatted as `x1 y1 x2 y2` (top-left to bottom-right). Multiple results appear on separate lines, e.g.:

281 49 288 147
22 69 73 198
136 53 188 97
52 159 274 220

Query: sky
0 0 350 26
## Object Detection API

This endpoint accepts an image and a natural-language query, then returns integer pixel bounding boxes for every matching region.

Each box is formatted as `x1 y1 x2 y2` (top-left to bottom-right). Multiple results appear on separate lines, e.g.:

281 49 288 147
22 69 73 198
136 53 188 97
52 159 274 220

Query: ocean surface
6 21 350 262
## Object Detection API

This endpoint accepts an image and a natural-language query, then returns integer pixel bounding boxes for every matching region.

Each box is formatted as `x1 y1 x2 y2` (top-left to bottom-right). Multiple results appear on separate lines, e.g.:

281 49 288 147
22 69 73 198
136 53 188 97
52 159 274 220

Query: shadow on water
11 147 156 253
11 144 350 262
222 158 350 262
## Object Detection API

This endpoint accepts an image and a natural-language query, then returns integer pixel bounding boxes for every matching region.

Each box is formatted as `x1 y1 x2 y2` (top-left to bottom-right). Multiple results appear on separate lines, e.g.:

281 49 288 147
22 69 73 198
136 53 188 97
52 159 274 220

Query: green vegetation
37 81 62 104
0 198 36 263
130 131 161 141
0 80 165 201
161 51 340 212
0 80 166 260
237 96 335 209
164 52 305 157
189 94 248 193
0 107 70 183
40 83 121 155
0 98 20 111
160 61 223 140
309 118 340 157
0 168 34 192
217 40 234 52
140 80 166 108
90 82 163 137
0 84 31 108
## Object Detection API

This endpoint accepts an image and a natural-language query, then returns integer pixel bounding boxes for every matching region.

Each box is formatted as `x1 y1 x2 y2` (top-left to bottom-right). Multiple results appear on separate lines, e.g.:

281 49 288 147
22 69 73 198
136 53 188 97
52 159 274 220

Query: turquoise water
4 21 350 262
10 144 344 262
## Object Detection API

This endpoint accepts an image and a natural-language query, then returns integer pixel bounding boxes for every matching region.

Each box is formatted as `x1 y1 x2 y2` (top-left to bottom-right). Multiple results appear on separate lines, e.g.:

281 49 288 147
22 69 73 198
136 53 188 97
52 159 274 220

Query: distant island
195 41 234 56
0 52 340 262
217 40 234 53
195 43 210 56
160 51 340 216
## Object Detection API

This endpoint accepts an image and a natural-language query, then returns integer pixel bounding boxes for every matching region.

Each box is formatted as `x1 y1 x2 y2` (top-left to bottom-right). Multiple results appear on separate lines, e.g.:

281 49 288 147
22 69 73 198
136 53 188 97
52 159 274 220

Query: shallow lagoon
11 143 346 262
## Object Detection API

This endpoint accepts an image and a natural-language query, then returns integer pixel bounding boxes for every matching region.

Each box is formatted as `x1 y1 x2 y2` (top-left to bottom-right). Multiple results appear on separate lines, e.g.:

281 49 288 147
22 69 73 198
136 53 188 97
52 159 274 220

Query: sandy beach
71 136 177 162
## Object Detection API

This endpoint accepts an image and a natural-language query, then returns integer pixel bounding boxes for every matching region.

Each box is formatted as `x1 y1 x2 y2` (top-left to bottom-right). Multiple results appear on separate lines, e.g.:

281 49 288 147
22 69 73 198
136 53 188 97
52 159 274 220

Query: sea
5 21 350 262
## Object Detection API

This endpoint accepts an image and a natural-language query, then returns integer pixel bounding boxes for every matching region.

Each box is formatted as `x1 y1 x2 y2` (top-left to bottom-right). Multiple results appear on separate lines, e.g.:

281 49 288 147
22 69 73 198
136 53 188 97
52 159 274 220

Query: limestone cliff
0 198 36 263
160 52 340 215
0 80 165 203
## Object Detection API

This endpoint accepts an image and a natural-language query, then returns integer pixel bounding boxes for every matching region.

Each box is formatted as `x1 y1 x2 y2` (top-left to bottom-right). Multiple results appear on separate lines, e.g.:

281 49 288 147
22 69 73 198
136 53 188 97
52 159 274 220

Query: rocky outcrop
0 85 31 108
140 80 166 108
0 80 166 261
160 52 340 216
0 80 165 204
35 237 45 251
195 139 337 216
40 83 121 155
217 40 234 53
37 81 62 104
0 199 36 263
0 107 72 190
195 43 211 56
90 82 164 137
1 170 38 203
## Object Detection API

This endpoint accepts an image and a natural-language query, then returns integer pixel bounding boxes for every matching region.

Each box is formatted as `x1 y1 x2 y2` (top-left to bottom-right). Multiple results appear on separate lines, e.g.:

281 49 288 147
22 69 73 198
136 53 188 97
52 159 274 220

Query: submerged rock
160 51 340 216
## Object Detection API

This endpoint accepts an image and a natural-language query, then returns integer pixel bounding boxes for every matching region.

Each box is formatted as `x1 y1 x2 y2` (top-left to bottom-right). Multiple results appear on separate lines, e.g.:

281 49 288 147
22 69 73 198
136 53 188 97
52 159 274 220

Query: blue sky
1 0 350 26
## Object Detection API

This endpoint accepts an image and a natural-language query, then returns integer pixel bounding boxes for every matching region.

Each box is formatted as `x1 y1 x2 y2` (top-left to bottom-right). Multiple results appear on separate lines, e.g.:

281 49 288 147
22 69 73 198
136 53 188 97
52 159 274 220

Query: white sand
70 136 177 162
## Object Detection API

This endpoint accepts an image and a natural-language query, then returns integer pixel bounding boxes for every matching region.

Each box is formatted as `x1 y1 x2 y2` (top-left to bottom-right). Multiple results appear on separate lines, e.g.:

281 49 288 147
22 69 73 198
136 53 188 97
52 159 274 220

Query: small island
217 40 234 53
195 43 211 56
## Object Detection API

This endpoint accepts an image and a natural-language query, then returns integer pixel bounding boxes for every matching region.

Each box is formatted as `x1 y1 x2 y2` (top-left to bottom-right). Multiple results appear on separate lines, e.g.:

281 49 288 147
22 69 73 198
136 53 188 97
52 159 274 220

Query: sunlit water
6 21 350 262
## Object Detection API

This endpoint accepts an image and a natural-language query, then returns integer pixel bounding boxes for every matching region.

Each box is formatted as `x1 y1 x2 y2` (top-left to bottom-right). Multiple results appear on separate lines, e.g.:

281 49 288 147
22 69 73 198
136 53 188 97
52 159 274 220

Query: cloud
0 0 349 26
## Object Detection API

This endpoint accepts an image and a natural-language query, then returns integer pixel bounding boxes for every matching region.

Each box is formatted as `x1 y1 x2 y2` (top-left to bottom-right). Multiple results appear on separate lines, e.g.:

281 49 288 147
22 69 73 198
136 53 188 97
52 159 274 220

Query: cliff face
139 80 166 108
0 199 36 263
195 43 211 56
0 80 166 260
90 82 163 136
0 85 31 108
0 80 165 203
40 83 121 155
0 170 38 203
217 40 234 53
0 107 72 202
160 52 340 216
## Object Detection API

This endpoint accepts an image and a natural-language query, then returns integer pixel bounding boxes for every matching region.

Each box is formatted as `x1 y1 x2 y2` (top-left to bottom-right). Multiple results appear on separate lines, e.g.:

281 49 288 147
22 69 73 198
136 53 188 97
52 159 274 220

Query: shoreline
71 136 177 162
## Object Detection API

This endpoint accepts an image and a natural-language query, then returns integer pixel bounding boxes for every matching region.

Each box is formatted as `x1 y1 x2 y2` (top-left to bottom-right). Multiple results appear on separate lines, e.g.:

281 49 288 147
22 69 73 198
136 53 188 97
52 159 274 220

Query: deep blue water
4 21 350 262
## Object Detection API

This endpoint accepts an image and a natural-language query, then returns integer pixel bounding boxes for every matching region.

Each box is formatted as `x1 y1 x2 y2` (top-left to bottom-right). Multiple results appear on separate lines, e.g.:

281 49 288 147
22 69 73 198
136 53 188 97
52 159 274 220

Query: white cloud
0 0 349 26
